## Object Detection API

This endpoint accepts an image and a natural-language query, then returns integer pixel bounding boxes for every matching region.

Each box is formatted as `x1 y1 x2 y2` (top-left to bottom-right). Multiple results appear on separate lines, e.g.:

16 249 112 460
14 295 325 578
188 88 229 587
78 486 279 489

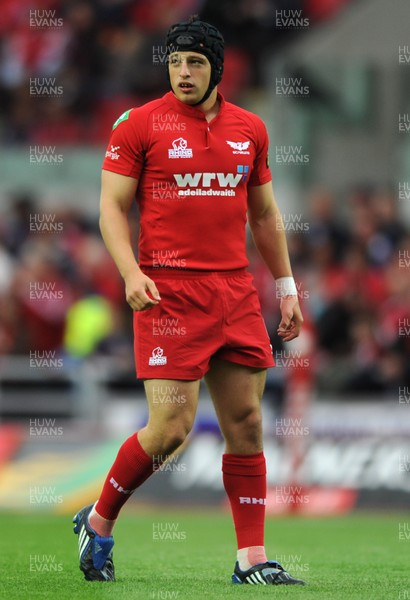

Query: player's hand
277 296 303 342
124 271 161 311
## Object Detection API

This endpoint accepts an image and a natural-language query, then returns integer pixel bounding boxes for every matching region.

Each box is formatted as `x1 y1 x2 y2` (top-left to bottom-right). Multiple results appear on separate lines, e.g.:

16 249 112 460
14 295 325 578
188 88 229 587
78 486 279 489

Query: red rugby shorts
133 268 274 380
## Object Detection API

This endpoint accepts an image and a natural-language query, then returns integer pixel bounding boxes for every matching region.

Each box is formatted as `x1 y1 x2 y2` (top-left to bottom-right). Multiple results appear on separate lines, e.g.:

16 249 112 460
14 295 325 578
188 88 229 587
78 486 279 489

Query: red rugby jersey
102 91 272 271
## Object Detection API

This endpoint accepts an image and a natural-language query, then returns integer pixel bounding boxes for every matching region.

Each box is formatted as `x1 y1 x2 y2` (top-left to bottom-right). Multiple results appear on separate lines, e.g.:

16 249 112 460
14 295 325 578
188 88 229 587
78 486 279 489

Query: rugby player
73 15 305 586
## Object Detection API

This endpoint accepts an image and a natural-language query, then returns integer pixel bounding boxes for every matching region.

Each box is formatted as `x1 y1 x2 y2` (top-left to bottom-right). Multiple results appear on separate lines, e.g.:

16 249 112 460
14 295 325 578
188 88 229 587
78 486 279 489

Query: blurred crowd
0 0 352 145
0 193 133 366
0 185 408 398
251 186 410 396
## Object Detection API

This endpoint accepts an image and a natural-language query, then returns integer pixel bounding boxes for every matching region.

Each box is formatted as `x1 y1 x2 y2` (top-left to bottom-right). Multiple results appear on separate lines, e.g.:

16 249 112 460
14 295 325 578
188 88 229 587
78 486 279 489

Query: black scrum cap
166 15 224 105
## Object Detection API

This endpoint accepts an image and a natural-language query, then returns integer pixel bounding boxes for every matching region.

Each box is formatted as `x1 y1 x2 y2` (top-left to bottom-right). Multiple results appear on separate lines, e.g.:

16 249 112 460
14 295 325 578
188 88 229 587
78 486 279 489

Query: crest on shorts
148 346 167 366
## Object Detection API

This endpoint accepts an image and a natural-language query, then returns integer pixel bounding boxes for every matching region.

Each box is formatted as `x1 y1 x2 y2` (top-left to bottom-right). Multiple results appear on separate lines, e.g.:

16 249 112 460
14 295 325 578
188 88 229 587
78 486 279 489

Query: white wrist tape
276 277 297 297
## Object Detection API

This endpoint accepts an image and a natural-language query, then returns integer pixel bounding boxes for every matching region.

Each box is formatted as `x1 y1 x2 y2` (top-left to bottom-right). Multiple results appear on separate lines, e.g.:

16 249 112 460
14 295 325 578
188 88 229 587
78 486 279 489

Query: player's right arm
99 170 161 311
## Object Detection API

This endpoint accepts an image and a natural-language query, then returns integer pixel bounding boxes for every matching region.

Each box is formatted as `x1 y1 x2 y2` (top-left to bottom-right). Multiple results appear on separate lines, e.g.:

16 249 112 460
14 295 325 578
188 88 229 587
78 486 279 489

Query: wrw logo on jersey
174 166 249 197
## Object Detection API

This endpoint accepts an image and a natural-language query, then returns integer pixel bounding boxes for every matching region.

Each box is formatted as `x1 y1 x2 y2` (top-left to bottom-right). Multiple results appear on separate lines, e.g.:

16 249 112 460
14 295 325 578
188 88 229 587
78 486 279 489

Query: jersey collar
164 90 225 121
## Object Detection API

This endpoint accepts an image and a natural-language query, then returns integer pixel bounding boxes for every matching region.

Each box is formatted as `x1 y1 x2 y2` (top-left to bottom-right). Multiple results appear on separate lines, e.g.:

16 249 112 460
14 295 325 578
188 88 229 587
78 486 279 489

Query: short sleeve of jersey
102 108 145 180
248 116 272 187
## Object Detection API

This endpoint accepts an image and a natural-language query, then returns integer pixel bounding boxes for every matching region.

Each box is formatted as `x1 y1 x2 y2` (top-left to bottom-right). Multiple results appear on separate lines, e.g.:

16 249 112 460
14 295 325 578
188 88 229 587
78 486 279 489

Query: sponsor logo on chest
226 140 251 154
173 166 249 197
168 137 193 159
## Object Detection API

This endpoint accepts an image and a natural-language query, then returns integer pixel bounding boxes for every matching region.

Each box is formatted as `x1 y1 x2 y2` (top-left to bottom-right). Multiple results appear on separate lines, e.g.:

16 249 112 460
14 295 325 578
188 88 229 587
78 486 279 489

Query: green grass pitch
0 510 407 599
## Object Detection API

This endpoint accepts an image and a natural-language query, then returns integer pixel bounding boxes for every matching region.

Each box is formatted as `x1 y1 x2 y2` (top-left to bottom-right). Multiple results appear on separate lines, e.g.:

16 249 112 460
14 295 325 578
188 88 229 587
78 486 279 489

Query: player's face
168 51 211 105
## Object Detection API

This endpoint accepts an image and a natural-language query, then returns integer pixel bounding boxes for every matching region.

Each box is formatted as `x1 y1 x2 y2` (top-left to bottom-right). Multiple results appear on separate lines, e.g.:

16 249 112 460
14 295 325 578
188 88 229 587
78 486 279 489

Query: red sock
96 433 155 520
222 452 266 549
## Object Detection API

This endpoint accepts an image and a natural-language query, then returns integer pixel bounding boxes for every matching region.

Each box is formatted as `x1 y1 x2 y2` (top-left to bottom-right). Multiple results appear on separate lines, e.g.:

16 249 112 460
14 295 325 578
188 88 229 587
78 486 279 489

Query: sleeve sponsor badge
112 109 131 130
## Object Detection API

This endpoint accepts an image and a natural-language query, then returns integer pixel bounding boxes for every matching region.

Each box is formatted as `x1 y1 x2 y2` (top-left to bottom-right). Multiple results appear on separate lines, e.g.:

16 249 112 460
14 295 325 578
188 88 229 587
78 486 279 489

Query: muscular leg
139 379 200 456
205 357 268 570
89 379 199 535
205 357 266 454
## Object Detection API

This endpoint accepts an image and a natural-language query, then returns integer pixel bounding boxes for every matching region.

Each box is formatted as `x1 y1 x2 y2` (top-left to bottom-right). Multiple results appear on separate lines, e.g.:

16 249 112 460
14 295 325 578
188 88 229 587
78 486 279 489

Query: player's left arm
247 181 303 342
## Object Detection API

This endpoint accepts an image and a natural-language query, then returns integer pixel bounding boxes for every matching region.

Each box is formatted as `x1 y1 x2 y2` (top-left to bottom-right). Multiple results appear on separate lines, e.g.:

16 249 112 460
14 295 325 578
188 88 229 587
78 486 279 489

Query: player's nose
179 59 190 77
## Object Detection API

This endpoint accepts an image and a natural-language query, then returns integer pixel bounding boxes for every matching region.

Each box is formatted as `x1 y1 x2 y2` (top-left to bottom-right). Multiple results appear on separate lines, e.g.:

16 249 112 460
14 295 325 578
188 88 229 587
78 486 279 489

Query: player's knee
161 418 193 452
233 408 262 442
